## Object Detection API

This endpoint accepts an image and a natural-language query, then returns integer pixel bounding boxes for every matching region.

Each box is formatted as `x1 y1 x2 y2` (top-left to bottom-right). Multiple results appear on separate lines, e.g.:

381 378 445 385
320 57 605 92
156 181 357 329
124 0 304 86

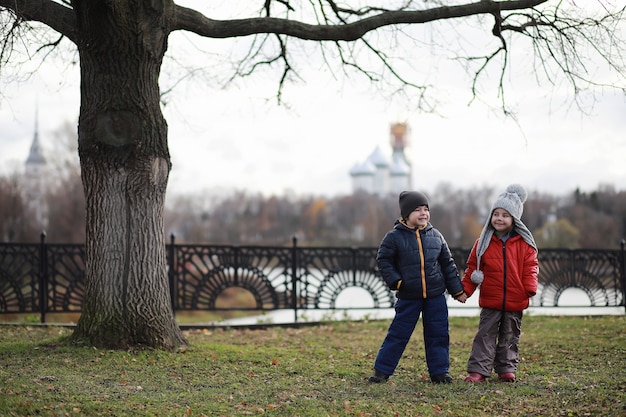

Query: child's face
406 205 430 228
491 208 514 233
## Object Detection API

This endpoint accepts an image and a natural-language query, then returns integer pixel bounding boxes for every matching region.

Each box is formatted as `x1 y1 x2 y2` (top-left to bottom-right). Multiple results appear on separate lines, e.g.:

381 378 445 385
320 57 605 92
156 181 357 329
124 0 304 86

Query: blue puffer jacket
376 219 464 300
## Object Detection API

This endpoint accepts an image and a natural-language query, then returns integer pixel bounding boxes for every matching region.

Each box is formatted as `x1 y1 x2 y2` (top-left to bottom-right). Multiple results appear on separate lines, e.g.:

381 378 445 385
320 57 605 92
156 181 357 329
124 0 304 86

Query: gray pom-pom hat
471 184 538 285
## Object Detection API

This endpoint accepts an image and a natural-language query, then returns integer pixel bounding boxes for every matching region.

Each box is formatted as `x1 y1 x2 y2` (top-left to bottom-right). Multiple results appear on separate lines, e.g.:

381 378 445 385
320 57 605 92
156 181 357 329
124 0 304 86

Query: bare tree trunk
71 1 186 350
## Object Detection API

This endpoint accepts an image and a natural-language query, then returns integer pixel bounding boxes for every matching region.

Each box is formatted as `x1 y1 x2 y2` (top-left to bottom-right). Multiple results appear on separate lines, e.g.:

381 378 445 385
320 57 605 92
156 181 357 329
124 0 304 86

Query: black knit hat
399 191 429 219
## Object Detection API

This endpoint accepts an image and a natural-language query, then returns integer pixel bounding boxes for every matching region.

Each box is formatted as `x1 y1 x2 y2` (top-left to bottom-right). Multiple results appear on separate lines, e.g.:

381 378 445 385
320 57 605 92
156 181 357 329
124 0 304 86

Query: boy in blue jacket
369 191 467 384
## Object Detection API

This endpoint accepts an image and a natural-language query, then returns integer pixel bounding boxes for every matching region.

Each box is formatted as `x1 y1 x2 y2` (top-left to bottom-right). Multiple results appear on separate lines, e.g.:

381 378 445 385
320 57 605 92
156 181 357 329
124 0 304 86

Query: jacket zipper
416 229 427 298
501 240 507 311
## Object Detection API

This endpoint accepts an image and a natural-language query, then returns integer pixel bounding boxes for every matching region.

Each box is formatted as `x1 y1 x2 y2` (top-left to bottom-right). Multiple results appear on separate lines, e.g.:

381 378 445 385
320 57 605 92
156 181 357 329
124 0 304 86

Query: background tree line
163 183 626 249
2 133 624 249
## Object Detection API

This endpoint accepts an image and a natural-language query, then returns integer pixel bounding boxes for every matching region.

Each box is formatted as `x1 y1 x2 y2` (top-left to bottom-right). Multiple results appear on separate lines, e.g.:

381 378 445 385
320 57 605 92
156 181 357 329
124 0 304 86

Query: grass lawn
0 315 625 416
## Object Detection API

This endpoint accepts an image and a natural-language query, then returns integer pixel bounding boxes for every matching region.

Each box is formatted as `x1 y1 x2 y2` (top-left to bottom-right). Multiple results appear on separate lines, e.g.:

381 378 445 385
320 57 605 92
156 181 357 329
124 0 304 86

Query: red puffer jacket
462 233 538 311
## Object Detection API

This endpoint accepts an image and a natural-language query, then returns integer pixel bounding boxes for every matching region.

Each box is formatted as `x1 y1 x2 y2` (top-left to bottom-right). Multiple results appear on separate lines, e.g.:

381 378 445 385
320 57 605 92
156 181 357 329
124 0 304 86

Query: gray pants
467 308 523 377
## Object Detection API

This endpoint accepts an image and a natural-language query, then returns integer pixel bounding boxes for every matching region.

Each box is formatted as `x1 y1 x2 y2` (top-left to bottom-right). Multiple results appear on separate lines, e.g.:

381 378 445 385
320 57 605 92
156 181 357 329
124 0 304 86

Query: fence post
292 236 298 323
169 233 176 316
39 231 47 324
619 239 626 313
351 246 357 286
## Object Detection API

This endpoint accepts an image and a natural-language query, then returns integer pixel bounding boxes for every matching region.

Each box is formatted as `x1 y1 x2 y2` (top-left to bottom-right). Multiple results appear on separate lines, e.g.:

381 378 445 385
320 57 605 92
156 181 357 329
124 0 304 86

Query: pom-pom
506 184 528 204
471 270 484 285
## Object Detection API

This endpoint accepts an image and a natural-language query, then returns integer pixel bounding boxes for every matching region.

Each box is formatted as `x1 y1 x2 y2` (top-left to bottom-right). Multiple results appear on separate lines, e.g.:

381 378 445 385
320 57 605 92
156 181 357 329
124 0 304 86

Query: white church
349 122 412 196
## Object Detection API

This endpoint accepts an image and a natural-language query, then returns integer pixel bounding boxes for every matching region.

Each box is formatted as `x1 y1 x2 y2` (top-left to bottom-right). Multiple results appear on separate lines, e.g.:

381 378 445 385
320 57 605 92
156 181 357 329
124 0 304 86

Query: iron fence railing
1 235 625 323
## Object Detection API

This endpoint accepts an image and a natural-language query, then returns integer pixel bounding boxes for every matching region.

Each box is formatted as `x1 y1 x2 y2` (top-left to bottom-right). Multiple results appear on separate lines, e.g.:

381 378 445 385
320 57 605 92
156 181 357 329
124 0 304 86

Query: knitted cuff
452 290 464 299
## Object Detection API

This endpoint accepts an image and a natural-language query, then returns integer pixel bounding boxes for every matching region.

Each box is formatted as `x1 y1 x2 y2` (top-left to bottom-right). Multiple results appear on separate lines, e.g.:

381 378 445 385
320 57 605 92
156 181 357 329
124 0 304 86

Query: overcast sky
1 2 625 199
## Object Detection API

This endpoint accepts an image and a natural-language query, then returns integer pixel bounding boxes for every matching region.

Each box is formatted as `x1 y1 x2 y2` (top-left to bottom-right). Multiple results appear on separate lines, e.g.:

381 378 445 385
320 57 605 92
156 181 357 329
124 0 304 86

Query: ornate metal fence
1 235 625 323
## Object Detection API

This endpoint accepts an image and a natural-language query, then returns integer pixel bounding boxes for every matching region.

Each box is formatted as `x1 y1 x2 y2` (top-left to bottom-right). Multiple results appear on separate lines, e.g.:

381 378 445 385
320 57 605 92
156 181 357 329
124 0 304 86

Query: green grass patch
0 315 624 416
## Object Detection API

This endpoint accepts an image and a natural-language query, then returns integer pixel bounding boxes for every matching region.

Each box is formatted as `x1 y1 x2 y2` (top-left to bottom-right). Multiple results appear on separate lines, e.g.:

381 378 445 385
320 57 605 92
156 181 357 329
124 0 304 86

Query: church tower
389 122 412 193
23 109 49 231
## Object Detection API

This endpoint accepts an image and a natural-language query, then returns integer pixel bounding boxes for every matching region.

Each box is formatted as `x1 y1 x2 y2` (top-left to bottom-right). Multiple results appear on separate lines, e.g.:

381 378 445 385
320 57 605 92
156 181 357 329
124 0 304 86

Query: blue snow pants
373 294 450 377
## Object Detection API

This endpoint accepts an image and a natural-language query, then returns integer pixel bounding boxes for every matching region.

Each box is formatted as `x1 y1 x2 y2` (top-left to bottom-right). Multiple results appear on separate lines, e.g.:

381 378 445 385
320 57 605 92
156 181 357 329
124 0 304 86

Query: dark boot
431 373 453 384
368 370 390 383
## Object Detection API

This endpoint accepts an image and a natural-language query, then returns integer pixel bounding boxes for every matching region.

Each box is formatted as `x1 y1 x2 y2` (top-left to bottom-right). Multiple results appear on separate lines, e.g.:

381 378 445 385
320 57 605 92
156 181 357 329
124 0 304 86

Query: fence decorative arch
173 244 294 312
190 265 280 310
537 250 623 307
312 268 395 309
0 244 40 315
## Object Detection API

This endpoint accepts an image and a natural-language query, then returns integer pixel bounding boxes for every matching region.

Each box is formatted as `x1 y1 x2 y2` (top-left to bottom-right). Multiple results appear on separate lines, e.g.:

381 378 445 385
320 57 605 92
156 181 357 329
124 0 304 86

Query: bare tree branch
172 1 547 40
0 0 77 42
3 0 624 115
449 2 626 114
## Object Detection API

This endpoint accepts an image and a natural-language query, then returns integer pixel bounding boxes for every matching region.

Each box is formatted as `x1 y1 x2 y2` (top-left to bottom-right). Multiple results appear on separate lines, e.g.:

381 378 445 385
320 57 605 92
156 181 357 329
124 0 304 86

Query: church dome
349 160 376 176
366 145 390 168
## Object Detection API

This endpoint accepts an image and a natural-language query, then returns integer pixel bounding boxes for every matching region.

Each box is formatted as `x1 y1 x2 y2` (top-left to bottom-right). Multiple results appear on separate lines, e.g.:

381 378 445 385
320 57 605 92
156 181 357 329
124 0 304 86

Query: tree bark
70 0 186 350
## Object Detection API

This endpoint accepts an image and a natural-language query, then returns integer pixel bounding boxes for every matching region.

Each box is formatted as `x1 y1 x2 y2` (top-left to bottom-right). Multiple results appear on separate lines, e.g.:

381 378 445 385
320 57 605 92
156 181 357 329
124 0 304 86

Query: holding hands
455 292 468 303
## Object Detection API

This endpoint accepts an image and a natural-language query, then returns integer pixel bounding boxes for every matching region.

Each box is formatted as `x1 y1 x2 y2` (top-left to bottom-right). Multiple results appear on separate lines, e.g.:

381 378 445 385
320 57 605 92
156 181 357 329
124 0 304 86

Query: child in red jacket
461 184 538 383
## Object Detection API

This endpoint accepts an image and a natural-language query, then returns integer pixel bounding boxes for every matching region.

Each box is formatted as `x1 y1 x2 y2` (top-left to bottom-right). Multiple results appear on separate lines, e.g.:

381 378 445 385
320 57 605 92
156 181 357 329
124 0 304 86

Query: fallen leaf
344 401 351 412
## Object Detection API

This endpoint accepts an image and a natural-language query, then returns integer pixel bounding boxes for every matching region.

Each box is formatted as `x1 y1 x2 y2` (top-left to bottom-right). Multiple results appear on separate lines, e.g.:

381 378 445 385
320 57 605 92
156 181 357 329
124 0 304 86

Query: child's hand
456 292 468 303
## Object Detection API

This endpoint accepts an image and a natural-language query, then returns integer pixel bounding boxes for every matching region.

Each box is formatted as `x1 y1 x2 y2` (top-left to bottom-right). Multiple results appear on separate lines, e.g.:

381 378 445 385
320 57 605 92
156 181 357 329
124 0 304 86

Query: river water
220 286 624 326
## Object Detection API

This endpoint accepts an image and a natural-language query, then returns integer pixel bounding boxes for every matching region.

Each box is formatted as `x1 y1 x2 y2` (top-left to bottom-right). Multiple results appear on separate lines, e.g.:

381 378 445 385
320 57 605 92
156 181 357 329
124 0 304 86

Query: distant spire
26 105 46 165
